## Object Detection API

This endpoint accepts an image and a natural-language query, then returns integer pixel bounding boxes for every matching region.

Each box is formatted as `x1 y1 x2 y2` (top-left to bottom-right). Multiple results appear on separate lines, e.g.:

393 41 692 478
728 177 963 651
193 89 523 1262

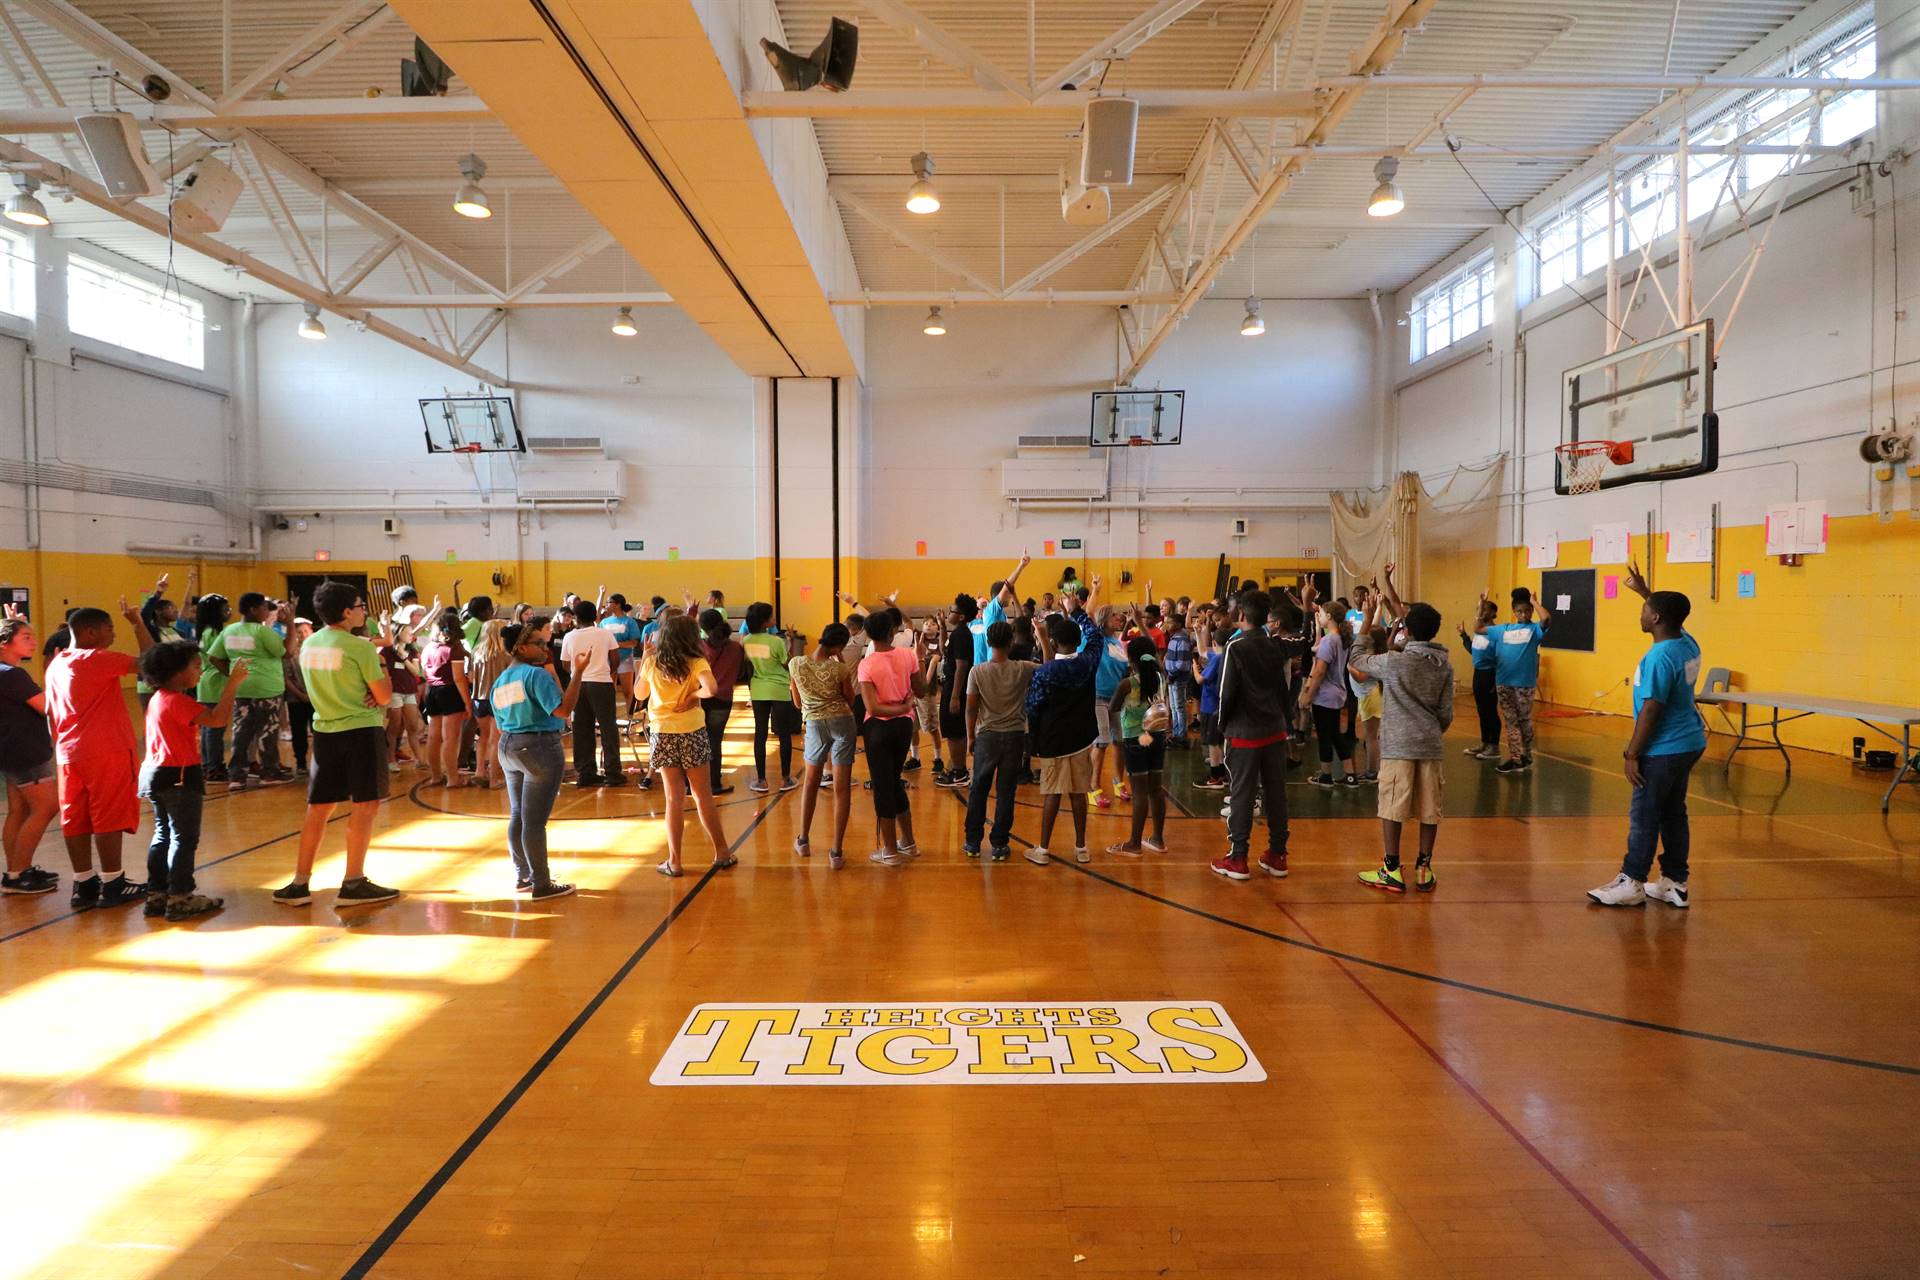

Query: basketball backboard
1091 389 1184 447
421 394 523 454
1559 321 1717 494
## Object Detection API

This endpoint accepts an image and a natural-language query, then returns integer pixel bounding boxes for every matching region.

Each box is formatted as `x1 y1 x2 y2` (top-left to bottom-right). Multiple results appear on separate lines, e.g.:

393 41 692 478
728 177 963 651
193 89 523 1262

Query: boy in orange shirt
43 595 157 909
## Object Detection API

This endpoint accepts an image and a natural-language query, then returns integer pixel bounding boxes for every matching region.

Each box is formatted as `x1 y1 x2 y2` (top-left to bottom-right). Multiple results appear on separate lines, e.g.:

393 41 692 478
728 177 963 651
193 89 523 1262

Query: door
284 573 370 626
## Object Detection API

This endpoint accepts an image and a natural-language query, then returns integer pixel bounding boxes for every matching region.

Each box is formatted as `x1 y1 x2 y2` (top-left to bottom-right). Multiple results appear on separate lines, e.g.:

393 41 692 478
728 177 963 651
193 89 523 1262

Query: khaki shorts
1357 685 1382 722
1036 748 1095 796
1377 757 1443 825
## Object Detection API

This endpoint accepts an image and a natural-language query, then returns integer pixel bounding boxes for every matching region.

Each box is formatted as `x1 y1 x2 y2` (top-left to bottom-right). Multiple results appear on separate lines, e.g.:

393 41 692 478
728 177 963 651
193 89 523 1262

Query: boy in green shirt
278 582 398 908
209 592 290 789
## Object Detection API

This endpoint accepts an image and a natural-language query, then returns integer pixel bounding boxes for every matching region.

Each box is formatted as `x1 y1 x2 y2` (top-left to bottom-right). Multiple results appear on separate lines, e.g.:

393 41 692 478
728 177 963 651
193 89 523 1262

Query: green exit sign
623 539 645 551
1060 538 1083 550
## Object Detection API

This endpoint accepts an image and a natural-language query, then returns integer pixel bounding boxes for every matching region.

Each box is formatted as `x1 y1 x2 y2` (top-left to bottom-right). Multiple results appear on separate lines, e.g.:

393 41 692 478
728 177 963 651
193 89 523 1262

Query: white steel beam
504 230 616 301
332 236 401 295
0 136 510 386
742 88 1320 118
832 291 1185 306
343 292 675 308
342 291 1190 308
0 97 492 132
1000 184 1176 296
857 0 1030 97
1035 0 1212 96
1323 73 1920 92
833 188 1000 296
218 0 386 109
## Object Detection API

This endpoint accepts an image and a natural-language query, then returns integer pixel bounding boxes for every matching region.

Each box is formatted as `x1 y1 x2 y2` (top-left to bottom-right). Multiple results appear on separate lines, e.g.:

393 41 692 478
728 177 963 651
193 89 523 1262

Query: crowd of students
0 553 1708 916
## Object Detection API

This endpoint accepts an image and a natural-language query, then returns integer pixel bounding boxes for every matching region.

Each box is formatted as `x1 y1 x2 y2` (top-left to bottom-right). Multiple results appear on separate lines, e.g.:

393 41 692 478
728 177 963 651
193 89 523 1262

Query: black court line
0 801 383 947
406 778 778 821
342 791 787 1279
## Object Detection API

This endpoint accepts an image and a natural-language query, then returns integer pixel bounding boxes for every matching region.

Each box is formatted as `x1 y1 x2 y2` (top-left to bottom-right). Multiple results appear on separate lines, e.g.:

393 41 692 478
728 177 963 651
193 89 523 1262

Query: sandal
165 893 225 921
794 836 811 857
712 854 739 871
655 861 683 878
1141 838 1168 854
1105 842 1144 858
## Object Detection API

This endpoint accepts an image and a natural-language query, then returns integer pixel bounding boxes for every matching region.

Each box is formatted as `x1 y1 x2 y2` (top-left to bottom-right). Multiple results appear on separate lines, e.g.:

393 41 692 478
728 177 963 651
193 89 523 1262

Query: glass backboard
1091 389 1185 447
1560 321 1716 493
421 394 523 454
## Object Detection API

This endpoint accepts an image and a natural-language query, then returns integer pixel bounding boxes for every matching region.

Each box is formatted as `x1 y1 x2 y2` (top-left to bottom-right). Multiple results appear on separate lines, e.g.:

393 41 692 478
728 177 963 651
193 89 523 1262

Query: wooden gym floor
2 697 1917 1280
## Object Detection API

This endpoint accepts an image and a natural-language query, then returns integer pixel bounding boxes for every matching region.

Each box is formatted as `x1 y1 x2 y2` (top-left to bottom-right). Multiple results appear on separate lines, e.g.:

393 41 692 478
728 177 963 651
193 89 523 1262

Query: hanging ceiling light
4 176 50 228
1239 297 1264 337
611 306 638 337
452 152 491 219
922 305 947 336
297 303 328 341
1367 156 1405 218
905 151 940 214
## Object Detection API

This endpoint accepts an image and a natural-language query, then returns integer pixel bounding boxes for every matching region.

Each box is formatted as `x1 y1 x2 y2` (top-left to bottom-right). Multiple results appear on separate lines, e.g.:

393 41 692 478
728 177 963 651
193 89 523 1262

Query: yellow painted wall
1421 512 1920 760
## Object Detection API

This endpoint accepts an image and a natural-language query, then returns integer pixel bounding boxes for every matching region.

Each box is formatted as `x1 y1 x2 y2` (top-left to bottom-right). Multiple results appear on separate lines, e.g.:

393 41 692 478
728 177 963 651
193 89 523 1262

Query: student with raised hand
599 593 644 719
1106 635 1171 858
420 609 474 789
741 602 799 794
1088 604 1132 810
641 615 734 877
697 608 747 795
279 582 398 908
1023 576 1105 866
1588 562 1707 910
1457 598 1501 760
1475 585 1554 773
857 611 932 867
192 593 233 783
44 594 158 910
938 594 977 789
790 623 861 869
963 619 1037 862
209 592 291 791
1162 611 1195 744
0 611 60 896
1300 599 1359 788
138 641 247 920
969 548 1033 673
490 621 591 900
1348 579 1388 784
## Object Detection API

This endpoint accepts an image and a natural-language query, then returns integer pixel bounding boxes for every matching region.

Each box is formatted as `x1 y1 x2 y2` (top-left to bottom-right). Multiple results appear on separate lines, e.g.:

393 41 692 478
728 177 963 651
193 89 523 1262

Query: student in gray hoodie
1347 565 1454 894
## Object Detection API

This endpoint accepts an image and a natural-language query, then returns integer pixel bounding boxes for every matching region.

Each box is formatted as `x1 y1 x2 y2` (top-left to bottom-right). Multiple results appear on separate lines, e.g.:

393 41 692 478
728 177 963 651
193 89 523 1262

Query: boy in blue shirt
1589 563 1707 909
1455 598 1501 760
1194 628 1229 789
1474 585 1553 773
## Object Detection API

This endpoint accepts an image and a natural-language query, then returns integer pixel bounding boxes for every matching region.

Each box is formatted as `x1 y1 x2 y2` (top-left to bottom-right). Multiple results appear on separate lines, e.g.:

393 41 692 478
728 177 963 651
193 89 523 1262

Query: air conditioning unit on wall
515 459 625 503
1002 458 1108 501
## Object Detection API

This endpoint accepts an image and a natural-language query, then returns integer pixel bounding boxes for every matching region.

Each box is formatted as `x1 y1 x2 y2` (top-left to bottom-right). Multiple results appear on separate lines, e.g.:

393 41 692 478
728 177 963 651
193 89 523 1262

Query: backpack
1140 682 1171 735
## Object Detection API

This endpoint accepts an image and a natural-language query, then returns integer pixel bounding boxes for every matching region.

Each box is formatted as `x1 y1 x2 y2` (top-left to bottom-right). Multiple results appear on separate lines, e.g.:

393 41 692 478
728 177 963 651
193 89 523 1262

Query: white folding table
1695 690 1920 813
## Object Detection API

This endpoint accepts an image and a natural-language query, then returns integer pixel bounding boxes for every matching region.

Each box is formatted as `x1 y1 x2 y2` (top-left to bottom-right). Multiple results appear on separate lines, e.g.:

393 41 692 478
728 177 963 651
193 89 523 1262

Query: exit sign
624 539 645 551
1060 538 1083 550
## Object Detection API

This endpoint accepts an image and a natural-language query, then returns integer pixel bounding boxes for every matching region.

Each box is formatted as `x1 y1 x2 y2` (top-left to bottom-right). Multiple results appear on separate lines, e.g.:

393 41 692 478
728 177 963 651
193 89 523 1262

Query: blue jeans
141 765 203 896
1166 676 1191 740
1623 748 1703 883
965 729 1025 849
497 731 565 888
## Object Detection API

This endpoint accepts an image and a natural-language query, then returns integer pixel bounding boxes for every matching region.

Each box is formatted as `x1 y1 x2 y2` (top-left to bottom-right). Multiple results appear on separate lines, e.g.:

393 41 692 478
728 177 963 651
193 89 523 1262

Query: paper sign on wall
1665 520 1713 564
444 549 457 565
667 546 680 562
1737 571 1757 598
1163 540 1177 556
1555 594 1573 611
799 585 813 602
1765 502 1828 556
1527 531 1559 569
1603 575 1619 600
1590 522 1631 565
1043 540 1056 556
915 540 928 557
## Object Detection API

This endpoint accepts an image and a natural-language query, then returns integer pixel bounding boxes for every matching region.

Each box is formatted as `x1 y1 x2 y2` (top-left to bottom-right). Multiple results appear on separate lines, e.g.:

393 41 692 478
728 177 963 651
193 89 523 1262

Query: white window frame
65 253 207 370
0 226 32 321
1409 253 1496 363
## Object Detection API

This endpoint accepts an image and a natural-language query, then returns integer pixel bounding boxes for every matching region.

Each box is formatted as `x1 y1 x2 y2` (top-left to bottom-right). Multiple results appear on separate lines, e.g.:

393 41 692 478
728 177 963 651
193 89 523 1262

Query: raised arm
120 596 156 655
1379 562 1407 620
1472 590 1494 634
1622 560 1652 601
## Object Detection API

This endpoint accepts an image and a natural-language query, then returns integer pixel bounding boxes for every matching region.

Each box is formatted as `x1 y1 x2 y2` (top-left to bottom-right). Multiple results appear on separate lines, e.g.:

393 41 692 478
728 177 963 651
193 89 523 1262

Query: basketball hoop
1126 436 1151 448
452 442 485 454
1555 440 1634 495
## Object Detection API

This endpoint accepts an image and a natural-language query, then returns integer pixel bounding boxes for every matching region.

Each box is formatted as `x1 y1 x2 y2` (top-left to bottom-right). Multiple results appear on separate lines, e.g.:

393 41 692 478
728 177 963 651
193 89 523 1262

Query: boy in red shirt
139 640 247 920
43 597 157 909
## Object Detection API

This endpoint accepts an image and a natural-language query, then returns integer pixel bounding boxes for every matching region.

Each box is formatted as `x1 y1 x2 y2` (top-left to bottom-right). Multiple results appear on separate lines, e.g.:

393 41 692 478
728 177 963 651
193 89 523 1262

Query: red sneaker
1258 850 1289 879
1210 853 1250 881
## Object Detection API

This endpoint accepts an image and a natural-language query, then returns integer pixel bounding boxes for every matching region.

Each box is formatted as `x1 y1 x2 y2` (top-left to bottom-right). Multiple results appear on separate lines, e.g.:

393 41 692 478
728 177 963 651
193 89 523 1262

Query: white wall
254 304 757 565
862 297 1382 564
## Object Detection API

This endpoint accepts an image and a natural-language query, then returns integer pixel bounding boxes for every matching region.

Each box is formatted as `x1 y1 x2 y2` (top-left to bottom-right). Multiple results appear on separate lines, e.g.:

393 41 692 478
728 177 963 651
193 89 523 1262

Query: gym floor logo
650 1001 1266 1086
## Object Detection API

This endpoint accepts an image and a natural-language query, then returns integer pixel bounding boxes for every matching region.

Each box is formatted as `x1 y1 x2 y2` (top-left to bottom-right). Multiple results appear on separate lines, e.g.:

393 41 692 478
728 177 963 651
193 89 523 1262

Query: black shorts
939 709 967 742
1198 712 1224 747
422 685 466 718
470 698 493 722
1123 731 1168 775
308 726 391 805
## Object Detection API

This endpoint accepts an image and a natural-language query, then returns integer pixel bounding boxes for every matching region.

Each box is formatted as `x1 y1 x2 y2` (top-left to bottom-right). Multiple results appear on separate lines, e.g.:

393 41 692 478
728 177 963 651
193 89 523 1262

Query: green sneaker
1413 863 1436 893
1358 865 1405 894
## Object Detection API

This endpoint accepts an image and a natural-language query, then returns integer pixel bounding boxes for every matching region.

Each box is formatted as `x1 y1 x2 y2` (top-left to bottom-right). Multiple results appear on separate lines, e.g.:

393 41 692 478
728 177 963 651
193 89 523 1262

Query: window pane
66 257 205 369
0 231 31 320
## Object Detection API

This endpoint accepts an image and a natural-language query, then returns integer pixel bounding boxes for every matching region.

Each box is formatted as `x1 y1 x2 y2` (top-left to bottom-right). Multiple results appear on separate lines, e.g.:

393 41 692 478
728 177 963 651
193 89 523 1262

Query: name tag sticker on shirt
304 647 345 671
492 682 526 709
225 634 256 651
1684 659 1701 683
1471 635 1489 650
745 641 772 660
1501 630 1531 646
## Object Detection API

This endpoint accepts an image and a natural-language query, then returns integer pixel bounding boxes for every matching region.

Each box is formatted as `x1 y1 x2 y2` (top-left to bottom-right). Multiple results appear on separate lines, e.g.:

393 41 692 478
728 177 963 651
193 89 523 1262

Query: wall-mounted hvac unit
1014 434 1093 456
515 458 624 503
523 434 605 453
1002 458 1108 501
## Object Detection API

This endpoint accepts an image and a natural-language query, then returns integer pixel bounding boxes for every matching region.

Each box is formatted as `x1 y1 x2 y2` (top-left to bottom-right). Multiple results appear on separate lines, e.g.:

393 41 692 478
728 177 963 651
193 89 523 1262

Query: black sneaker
98 876 147 909
1196 775 1228 791
602 776 630 788
514 878 533 894
904 758 922 773
636 773 654 791
336 877 400 906
990 847 1010 862
272 880 312 907
529 882 576 901
1341 773 1361 789
144 894 168 918
931 765 950 786
964 842 981 859
945 769 970 788
712 783 735 796
1495 760 1524 775
69 874 101 911
1 866 58 895
574 774 605 788
1520 755 1535 770
1359 770 1378 784
1309 773 1336 788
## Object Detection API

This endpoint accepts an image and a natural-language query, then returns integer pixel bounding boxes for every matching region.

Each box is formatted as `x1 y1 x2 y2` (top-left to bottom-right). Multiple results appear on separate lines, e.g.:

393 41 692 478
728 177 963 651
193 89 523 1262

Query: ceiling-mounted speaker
171 156 242 232
1062 171 1111 226
760 17 859 93
1081 97 1139 187
401 37 454 97
75 112 163 199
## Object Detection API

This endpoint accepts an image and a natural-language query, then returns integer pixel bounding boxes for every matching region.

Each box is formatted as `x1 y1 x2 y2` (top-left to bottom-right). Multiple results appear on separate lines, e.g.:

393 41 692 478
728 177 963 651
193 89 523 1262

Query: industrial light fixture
1367 156 1405 218
922 305 947 336
297 303 327 341
905 151 939 214
452 153 491 219
611 306 638 337
1239 297 1264 337
4 175 50 227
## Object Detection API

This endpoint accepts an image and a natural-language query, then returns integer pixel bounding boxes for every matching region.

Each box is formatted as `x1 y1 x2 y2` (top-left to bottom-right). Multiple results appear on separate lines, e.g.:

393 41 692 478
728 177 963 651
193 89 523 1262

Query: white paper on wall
1765 501 1828 555
1665 519 1714 564
1527 531 1559 569
1555 594 1573 611
1590 522 1631 565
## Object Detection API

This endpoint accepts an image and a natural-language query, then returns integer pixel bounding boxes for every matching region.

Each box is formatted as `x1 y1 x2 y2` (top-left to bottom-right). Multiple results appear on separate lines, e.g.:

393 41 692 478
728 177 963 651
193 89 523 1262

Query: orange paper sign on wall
1043 540 1056 556
800 585 813 601
1163 540 1176 556
915 540 927 557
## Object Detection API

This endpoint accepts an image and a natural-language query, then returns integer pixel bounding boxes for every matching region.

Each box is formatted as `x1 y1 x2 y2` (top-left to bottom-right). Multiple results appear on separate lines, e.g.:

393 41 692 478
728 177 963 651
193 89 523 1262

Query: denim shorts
804 715 857 767
3 756 55 788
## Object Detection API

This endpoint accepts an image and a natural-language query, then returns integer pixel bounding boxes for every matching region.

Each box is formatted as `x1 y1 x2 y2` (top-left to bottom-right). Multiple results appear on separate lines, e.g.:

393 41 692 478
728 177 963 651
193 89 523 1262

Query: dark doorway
284 573 370 626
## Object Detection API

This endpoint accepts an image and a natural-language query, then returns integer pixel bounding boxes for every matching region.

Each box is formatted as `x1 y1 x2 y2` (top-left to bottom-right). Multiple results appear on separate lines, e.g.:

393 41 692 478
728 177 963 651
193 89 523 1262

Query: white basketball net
1559 446 1612 495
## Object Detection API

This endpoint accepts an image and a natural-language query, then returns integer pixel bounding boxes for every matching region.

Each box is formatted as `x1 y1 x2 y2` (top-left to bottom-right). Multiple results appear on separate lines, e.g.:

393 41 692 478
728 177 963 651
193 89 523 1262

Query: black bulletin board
1539 568 1597 652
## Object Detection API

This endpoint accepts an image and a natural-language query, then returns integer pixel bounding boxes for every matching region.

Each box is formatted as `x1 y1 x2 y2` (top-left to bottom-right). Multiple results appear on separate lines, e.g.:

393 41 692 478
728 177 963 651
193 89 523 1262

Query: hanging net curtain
1331 460 1506 653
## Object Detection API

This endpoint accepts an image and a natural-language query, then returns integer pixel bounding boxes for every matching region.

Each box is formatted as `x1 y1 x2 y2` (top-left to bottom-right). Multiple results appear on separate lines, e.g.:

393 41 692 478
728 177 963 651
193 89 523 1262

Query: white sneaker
1074 847 1091 864
1023 846 1052 866
868 850 904 867
897 842 920 859
1645 876 1690 908
1586 873 1646 907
